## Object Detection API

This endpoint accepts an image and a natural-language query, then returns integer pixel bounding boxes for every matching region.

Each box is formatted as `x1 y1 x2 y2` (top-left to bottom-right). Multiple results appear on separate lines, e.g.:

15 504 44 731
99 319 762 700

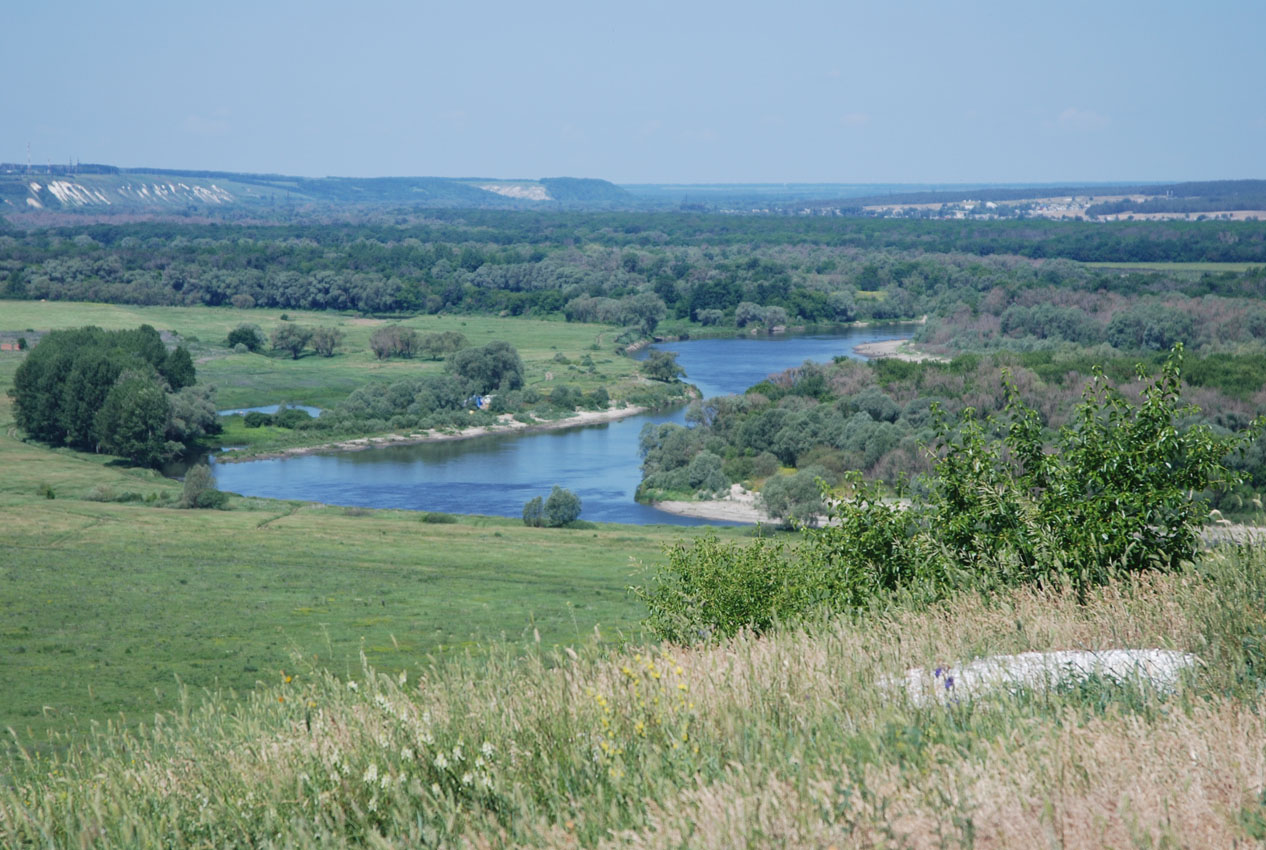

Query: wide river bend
210 328 912 525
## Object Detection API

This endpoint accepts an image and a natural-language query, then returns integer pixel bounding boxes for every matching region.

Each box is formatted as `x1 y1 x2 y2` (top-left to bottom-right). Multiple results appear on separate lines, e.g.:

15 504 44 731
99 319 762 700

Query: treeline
637 351 1266 517
4 218 1263 332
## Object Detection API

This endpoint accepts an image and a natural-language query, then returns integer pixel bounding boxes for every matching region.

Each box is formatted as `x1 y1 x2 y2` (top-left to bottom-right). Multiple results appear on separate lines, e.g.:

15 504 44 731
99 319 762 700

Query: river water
210 327 911 525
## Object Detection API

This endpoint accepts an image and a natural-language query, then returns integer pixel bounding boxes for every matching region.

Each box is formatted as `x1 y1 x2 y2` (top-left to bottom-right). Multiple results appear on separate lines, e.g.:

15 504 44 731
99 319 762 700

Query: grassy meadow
0 300 646 412
0 332 735 750
2 542 1265 847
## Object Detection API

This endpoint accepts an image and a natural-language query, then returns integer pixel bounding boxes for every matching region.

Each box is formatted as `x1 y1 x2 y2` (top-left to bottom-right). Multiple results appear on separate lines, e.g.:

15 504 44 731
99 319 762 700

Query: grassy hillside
0 325 721 748
3 536 1264 847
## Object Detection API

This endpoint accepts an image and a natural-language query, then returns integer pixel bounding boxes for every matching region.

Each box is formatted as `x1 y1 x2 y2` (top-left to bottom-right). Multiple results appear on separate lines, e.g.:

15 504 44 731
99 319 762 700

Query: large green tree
93 371 175 468
448 341 524 394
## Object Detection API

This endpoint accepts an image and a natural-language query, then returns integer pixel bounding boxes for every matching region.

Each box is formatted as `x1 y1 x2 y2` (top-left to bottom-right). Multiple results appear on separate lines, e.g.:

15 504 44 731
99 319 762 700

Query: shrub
545 486 583 526
522 496 544 527
420 511 458 524
243 411 271 428
226 323 265 352
179 464 229 509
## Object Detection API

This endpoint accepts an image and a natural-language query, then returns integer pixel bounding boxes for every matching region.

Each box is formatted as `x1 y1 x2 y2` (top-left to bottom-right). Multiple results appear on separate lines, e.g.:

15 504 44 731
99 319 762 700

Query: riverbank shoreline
852 338 948 363
218 404 651 463
651 484 769 524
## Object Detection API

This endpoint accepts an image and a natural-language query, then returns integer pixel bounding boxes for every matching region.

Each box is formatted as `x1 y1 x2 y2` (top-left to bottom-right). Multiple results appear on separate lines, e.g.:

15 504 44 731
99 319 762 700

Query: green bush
180 464 229 509
420 511 458 524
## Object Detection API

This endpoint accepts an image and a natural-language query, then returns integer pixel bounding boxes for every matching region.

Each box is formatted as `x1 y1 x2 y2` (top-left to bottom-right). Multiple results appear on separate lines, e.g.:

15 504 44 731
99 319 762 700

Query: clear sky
4 0 1263 184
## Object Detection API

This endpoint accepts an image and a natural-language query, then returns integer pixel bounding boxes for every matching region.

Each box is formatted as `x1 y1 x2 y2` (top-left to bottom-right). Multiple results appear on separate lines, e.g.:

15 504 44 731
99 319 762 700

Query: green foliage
634 534 796 642
271 323 314 359
522 495 544 527
544 485 583 527
178 464 228 509
93 371 176 468
309 326 344 357
640 350 684 383
638 347 1254 640
420 511 458 524
369 325 419 359
226 323 265 352
447 341 524 394
419 331 468 360
759 466 830 527
160 346 196 389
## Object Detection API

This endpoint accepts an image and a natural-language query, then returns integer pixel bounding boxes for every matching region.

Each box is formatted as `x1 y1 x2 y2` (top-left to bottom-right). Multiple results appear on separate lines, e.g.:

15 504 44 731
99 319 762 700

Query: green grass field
0 301 642 411
0 321 737 749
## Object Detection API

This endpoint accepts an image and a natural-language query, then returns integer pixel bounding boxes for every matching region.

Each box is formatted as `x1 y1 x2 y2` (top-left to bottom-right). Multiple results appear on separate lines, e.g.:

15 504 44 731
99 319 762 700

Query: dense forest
1 215 1263 332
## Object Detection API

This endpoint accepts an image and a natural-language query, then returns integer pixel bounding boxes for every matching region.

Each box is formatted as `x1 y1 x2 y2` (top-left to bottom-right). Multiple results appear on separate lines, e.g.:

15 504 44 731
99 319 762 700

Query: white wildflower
401 747 414 761
398 670 407 686
452 745 463 762
421 731 435 746
474 755 485 770
431 782 442 796
460 771 473 786
347 681 358 692
434 753 449 770
477 773 493 790
367 795 378 813
380 773 391 790
362 763 378 785
480 741 495 759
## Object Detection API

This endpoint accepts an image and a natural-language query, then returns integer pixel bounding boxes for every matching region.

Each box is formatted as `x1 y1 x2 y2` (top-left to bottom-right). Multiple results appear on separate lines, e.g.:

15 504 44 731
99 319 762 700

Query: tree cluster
11 325 212 467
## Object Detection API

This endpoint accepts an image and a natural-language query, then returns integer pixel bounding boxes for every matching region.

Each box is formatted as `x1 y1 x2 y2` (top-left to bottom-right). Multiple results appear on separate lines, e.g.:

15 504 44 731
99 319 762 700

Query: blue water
218 404 324 418
211 328 912 525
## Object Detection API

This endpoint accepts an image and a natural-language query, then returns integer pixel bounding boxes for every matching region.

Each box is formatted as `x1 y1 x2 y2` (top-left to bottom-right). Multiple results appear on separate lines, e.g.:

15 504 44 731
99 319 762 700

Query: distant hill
0 164 629 214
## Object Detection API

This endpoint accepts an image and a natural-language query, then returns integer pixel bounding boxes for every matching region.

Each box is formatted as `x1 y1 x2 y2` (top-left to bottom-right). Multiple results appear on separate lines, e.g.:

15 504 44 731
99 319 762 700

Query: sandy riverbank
220 404 649 462
652 484 771 524
853 338 948 363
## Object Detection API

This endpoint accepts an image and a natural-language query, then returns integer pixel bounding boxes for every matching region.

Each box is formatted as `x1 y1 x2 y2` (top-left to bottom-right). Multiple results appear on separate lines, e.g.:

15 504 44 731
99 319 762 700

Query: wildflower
278 696 285 703
380 773 391 790
362 764 378 785
431 782 442 796
434 753 449 770
398 670 408 686
461 771 474 786
367 795 378 813
477 773 493 790
347 681 358 692
480 741 495 759
474 755 485 769
452 745 463 762
421 731 435 746
401 747 413 761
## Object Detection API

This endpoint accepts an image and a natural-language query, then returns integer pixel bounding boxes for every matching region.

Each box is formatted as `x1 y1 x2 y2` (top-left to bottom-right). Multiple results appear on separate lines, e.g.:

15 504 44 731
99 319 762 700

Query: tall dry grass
2 548 1264 848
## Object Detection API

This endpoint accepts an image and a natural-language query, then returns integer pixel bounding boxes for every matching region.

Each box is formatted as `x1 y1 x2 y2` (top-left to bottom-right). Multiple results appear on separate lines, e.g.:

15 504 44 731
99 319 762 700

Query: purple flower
944 675 955 690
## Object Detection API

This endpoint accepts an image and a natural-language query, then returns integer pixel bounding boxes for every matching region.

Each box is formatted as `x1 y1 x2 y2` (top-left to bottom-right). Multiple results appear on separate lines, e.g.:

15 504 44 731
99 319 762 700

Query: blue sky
4 0 1263 183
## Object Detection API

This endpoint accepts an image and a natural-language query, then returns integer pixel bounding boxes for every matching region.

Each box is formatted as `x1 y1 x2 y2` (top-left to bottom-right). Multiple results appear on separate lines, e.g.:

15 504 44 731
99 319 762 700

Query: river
210 327 912 525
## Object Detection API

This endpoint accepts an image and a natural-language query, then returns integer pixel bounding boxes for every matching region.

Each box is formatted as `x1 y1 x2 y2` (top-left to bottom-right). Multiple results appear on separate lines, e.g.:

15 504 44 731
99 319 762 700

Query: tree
180 463 228 509
759 466 829 527
735 302 764 328
624 292 667 336
448 341 524 394
522 496 544 527
227 324 265 352
310 327 344 357
641 350 685 383
271 324 313 359
544 486 582 526
161 346 196 390
93 371 175 468
419 331 468 360
369 325 419 359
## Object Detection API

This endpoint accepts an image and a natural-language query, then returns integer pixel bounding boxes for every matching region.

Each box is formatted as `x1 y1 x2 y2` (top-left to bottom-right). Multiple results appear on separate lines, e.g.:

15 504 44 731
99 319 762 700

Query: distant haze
3 0 1263 184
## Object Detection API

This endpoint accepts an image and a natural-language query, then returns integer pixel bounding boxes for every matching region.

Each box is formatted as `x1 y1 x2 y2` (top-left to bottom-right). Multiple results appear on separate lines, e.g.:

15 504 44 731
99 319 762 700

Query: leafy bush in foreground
636 346 1257 640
